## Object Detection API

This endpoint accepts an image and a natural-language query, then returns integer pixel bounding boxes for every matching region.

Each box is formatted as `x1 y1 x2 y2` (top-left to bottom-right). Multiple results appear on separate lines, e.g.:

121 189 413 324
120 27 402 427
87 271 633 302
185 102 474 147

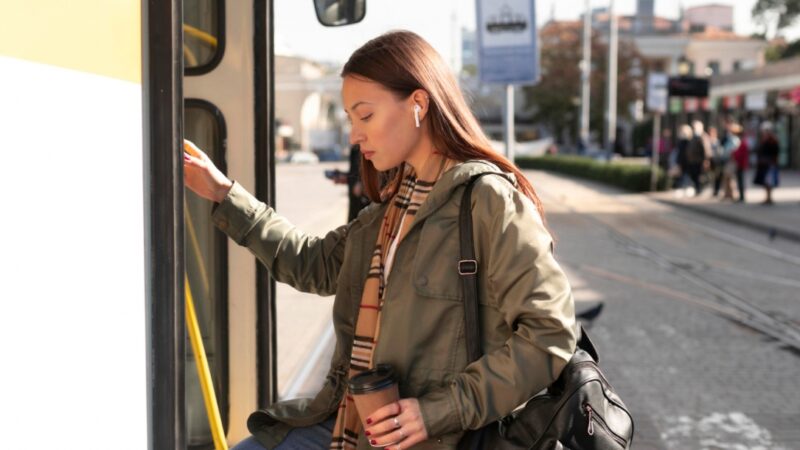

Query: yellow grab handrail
185 276 228 450
184 203 211 295
183 23 218 48
183 44 199 67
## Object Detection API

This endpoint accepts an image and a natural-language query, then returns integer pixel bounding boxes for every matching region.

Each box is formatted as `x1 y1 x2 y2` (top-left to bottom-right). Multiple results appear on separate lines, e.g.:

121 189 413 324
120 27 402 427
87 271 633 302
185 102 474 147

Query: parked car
288 150 320 164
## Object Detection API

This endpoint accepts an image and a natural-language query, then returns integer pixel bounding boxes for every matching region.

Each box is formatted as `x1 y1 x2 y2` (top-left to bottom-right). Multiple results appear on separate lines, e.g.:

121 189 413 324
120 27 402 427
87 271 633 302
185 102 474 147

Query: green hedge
515 155 668 192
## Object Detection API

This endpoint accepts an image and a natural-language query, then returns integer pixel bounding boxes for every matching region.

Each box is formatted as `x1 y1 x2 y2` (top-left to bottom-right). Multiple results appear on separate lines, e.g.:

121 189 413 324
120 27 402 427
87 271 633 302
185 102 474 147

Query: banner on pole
745 91 767 111
476 0 539 85
646 73 668 113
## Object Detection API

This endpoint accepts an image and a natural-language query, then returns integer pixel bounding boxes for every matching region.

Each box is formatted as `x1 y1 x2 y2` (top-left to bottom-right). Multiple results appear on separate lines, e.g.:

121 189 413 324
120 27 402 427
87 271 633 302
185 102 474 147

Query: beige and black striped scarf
330 157 454 449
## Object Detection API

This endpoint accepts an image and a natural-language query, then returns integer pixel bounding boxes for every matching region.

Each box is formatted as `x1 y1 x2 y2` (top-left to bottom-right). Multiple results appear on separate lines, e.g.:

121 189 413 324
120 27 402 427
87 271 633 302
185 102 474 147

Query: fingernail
366 418 373 425
365 431 371 436
370 439 377 445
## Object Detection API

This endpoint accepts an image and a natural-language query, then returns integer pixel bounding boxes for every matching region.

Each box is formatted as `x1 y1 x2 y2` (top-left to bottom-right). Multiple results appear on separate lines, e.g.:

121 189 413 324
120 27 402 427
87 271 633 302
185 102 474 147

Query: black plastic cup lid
348 364 397 394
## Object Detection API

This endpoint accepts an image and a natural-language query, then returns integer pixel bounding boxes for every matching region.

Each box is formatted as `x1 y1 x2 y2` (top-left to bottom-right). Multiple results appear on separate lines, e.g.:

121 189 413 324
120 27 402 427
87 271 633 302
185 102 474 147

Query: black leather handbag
456 173 634 450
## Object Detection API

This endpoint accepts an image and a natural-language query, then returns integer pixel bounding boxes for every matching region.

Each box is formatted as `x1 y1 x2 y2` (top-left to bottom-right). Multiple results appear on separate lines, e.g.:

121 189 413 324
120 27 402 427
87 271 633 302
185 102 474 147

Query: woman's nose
349 131 364 146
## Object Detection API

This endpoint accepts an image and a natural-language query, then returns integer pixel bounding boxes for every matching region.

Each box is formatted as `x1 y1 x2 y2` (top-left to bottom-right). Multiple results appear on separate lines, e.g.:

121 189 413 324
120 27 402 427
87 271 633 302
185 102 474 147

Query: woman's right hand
183 139 233 203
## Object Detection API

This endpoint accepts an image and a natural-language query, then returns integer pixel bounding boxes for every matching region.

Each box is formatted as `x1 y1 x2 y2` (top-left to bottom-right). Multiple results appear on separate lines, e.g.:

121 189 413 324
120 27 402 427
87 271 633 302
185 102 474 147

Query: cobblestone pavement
529 169 800 449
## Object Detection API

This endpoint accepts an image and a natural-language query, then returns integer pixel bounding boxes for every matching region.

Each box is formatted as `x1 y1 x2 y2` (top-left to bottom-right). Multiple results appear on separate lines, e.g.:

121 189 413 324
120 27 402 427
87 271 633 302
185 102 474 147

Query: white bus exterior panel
0 56 147 449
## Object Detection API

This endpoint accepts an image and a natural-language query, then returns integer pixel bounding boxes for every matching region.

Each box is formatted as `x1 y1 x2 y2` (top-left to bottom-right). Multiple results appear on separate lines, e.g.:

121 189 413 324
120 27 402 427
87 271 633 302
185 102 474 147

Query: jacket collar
355 160 516 230
412 159 515 225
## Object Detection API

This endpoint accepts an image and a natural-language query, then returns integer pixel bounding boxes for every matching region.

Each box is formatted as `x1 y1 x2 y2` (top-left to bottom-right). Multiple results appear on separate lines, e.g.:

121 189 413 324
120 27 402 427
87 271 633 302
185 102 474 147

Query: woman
185 31 576 450
753 121 780 205
707 126 722 196
719 123 742 201
731 127 750 203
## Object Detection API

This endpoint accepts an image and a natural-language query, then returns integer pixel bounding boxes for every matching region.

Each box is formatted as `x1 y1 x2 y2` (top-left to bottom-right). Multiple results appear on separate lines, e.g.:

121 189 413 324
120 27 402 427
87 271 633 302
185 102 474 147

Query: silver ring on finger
398 429 405 439
393 417 401 428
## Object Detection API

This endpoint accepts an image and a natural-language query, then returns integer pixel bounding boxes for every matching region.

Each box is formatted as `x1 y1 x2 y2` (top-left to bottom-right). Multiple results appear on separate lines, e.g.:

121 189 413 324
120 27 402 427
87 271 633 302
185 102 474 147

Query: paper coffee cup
348 364 400 428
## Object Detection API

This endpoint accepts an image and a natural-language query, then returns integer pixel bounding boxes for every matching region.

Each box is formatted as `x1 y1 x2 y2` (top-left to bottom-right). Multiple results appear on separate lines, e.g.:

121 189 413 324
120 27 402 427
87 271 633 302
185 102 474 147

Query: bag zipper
566 361 632 415
583 403 627 447
530 378 621 448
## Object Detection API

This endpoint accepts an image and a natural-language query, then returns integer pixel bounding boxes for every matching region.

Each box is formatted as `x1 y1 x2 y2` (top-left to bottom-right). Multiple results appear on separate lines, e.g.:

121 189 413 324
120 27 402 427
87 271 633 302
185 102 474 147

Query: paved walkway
274 162 349 399
651 169 800 243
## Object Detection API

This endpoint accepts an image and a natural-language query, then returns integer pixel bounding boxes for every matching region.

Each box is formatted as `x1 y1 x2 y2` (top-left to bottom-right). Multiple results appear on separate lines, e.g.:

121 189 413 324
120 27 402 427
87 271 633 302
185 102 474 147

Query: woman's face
342 75 419 172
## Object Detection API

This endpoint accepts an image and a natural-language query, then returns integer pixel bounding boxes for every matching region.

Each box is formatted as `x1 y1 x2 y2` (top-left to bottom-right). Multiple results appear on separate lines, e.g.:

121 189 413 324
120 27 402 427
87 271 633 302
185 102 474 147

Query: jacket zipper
583 403 627 447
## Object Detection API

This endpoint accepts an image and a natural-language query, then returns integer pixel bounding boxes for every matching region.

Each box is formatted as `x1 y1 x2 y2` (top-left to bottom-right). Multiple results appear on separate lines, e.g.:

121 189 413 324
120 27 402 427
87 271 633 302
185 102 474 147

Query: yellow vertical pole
185 276 229 450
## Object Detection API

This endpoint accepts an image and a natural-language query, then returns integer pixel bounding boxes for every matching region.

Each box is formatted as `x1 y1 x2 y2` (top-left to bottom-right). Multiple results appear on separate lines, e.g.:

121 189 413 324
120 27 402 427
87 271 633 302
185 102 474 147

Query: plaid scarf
330 157 453 449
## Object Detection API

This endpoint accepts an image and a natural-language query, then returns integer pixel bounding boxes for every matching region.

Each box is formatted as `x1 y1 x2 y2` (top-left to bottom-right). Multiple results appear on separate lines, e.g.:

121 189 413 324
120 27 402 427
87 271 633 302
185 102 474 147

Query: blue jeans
231 416 336 450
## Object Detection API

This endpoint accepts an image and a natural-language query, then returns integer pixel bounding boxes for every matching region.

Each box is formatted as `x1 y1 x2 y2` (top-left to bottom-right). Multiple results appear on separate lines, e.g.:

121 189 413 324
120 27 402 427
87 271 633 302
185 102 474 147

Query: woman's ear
410 89 430 119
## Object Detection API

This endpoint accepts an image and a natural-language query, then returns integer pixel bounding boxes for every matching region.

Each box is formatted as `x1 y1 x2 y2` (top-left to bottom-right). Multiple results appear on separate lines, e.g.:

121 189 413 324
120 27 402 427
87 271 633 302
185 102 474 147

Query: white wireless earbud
413 104 421 128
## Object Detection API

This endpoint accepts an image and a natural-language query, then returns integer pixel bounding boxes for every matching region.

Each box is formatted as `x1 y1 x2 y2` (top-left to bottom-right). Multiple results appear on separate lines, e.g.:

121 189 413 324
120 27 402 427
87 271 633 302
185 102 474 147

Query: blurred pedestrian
327 145 371 222
685 120 712 196
672 124 693 195
731 125 750 203
753 121 780 205
658 128 672 173
708 126 723 196
720 123 742 201
345 145 371 221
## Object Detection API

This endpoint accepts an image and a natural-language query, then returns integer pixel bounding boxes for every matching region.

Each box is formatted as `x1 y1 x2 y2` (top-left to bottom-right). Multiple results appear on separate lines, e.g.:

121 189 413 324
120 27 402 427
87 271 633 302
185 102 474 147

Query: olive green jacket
212 160 576 449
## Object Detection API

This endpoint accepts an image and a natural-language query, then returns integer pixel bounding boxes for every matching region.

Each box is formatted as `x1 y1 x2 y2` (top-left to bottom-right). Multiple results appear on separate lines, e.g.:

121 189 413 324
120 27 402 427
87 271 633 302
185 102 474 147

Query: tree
521 21 649 147
753 0 800 33
765 36 800 61
520 21 583 145
782 39 800 58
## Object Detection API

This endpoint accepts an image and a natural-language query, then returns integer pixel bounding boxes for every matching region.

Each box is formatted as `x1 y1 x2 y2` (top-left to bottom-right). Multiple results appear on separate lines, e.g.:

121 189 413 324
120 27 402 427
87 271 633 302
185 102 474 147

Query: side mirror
313 0 366 27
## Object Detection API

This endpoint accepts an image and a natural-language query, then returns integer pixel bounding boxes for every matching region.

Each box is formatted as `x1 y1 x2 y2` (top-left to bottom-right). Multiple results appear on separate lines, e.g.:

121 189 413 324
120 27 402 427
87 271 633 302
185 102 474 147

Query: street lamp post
606 0 619 157
505 84 515 162
580 0 591 152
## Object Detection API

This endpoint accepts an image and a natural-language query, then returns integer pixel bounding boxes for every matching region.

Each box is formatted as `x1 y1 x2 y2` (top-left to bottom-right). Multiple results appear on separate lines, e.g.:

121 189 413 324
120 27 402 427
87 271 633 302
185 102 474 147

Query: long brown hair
341 30 546 222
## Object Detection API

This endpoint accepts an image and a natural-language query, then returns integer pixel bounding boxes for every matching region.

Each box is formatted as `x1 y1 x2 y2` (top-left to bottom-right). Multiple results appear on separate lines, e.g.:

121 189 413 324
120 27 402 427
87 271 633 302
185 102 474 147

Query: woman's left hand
364 398 429 449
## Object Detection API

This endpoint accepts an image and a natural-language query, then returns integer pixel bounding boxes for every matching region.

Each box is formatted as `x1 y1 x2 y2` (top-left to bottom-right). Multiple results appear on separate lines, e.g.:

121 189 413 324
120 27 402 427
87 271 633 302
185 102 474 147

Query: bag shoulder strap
458 173 598 364
459 172 508 363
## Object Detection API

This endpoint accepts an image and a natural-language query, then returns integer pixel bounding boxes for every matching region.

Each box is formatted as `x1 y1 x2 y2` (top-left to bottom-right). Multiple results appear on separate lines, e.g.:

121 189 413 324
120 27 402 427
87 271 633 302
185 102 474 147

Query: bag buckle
458 259 478 275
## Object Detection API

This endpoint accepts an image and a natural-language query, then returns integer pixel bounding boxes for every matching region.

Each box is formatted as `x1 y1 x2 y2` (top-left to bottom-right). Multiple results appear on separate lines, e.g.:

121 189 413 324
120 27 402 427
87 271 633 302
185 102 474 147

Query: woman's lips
362 151 376 159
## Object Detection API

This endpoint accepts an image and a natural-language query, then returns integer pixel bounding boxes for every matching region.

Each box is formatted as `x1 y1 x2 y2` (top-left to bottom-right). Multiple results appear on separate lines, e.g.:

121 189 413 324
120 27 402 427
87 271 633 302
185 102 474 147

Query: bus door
179 0 365 448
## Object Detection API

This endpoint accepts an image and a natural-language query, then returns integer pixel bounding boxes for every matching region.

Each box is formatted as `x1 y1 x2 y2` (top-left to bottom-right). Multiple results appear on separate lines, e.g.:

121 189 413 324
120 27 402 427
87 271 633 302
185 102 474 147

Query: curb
653 198 800 244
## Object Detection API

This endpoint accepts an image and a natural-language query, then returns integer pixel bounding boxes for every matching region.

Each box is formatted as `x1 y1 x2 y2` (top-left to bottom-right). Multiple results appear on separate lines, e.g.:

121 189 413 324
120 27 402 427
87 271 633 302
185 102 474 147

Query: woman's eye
360 114 373 122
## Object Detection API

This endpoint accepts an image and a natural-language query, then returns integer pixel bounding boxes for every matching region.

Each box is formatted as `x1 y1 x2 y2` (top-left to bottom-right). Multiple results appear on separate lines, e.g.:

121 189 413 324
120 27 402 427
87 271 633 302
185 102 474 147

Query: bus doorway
179 0 365 448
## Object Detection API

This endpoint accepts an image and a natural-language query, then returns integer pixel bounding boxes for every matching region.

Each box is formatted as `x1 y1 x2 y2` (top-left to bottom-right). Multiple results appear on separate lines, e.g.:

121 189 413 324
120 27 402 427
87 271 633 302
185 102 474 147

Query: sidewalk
650 169 800 243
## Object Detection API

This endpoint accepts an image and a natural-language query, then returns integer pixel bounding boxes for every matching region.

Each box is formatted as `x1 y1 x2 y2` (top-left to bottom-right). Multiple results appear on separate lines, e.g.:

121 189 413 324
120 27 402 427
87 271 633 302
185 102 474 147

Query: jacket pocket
412 217 464 301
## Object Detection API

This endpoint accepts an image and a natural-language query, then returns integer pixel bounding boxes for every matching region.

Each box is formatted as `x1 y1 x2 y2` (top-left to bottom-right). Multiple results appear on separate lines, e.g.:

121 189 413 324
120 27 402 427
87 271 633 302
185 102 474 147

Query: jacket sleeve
211 181 349 296
418 176 577 436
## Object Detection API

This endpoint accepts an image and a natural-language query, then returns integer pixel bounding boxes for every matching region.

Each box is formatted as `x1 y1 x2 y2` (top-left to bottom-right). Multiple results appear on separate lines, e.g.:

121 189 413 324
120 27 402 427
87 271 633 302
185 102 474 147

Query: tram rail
532 171 800 354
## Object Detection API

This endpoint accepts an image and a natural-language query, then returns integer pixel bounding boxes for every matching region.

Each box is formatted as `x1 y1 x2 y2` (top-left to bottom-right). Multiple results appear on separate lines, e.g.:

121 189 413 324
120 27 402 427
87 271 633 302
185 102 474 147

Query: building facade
685 4 734 32
274 54 346 159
